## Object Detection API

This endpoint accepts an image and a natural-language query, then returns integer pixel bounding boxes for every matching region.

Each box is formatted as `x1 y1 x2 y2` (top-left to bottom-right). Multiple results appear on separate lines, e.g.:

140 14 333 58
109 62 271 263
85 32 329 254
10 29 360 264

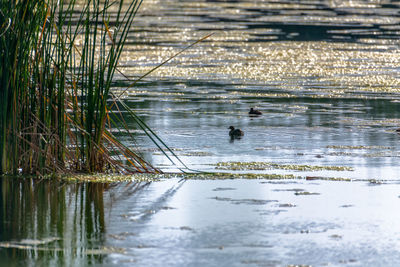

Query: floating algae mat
214 162 354 172
55 172 356 184
61 172 300 183
326 145 392 150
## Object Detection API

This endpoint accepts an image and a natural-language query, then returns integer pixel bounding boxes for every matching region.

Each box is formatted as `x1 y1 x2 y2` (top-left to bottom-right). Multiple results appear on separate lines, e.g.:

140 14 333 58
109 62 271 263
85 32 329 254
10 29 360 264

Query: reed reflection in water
0 178 111 266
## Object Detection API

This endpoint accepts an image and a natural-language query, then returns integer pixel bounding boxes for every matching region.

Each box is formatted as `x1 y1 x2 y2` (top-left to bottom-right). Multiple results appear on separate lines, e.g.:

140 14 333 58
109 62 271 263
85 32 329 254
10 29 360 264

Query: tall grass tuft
0 0 160 175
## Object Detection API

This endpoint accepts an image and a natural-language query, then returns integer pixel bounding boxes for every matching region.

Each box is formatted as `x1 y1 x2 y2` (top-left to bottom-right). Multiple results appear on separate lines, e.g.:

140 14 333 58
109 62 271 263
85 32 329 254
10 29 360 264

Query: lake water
2 0 400 266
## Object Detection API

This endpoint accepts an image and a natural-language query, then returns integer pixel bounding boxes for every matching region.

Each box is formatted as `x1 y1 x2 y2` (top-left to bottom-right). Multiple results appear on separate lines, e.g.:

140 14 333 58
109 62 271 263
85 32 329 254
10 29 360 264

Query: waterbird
228 126 244 138
249 108 262 116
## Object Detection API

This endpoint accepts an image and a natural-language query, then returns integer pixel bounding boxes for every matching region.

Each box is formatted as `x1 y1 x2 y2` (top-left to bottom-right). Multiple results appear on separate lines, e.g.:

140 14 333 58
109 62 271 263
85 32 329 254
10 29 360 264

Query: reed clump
0 0 159 175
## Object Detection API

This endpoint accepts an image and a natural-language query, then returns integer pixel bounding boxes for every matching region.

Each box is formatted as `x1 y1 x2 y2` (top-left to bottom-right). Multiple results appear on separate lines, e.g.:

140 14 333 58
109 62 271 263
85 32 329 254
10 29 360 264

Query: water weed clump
0 0 161 175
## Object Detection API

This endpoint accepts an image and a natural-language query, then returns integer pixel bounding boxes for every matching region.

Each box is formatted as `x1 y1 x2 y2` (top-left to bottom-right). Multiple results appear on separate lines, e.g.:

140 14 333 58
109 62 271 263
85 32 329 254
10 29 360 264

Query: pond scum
0 0 168 176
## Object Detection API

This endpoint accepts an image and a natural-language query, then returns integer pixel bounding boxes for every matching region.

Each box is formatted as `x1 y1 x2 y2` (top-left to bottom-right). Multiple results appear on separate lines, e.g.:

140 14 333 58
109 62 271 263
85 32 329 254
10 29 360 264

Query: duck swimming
249 108 262 116
228 126 244 138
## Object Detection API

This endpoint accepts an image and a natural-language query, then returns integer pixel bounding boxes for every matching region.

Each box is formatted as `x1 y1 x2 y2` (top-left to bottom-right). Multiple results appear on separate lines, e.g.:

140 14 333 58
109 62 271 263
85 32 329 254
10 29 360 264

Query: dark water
3 0 400 266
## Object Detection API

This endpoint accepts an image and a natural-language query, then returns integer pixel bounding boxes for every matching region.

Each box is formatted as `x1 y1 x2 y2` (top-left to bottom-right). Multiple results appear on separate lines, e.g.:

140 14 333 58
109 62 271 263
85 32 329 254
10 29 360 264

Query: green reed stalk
0 0 161 175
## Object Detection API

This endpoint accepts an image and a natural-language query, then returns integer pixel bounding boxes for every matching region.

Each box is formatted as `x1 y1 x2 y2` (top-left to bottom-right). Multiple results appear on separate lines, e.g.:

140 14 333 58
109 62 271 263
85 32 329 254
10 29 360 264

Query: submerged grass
0 0 179 175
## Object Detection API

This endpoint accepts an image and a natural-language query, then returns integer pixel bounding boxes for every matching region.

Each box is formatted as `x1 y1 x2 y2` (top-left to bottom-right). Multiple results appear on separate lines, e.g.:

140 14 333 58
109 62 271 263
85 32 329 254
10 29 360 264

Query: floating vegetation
46 171 361 183
62 173 164 183
184 172 300 180
306 176 352 182
328 151 400 158
327 145 392 150
338 118 400 128
54 172 301 183
214 162 354 172
328 152 360 157
363 152 400 158
272 188 305 192
180 151 214 157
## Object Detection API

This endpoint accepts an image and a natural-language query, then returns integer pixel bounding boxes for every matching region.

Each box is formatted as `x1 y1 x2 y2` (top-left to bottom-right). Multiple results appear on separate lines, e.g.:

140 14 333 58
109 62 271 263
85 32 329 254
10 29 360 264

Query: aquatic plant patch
326 145 392 150
59 172 300 182
214 162 354 171
53 171 364 183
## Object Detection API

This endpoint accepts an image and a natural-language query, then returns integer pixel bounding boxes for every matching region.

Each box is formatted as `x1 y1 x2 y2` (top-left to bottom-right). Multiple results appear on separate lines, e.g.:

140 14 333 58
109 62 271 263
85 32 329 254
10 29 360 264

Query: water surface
2 0 400 266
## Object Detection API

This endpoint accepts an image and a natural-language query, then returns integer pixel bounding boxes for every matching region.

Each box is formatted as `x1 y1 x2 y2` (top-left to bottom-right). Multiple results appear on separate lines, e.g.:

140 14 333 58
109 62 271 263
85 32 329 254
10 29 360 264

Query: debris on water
330 234 342 240
210 196 278 205
368 179 385 185
339 259 358 264
277 203 296 208
340 205 354 208
212 187 236 191
272 188 305 192
179 226 194 231
161 206 176 210
294 191 320 198
210 196 231 202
